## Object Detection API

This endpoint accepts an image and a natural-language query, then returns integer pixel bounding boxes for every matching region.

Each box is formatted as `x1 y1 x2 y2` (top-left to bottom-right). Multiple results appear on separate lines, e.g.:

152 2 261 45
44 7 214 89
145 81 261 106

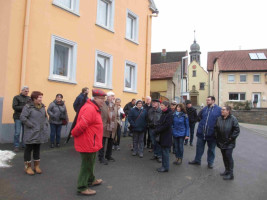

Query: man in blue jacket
189 96 221 169
73 87 89 112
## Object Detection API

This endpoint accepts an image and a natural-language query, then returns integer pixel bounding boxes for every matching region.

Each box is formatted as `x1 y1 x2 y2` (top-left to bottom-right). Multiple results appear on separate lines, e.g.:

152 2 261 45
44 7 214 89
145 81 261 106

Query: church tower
189 30 201 65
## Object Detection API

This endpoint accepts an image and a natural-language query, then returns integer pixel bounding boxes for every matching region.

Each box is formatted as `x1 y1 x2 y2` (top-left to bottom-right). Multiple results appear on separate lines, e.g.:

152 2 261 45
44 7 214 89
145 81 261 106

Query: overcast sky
151 0 267 69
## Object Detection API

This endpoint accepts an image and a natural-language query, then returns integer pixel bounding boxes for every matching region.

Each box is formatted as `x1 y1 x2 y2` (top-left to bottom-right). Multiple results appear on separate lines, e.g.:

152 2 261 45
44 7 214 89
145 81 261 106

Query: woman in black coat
154 101 173 172
215 106 240 180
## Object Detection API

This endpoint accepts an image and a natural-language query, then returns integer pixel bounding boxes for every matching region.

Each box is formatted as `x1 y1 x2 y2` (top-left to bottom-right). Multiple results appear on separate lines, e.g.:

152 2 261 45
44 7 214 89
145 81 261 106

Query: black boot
223 174 234 180
220 170 229 176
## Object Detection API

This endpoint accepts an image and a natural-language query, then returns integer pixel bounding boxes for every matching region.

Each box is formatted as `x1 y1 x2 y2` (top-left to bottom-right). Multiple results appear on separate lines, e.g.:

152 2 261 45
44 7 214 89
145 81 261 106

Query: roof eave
149 0 159 14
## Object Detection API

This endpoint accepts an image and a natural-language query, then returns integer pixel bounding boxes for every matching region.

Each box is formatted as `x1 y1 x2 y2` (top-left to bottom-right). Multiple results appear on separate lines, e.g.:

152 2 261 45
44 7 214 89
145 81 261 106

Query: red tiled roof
151 62 180 80
207 49 267 71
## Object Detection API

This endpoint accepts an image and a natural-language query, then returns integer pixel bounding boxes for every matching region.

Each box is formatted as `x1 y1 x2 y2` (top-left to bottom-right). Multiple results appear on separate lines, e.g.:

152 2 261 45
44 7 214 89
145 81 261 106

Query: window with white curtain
124 61 137 92
126 9 139 43
94 50 113 89
49 35 77 84
53 0 80 15
96 0 114 31
228 74 235 82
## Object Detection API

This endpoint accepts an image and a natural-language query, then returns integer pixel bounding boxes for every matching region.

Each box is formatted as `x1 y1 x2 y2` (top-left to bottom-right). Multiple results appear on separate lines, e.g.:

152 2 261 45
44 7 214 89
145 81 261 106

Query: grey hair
21 86 29 91
115 98 121 102
146 96 151 100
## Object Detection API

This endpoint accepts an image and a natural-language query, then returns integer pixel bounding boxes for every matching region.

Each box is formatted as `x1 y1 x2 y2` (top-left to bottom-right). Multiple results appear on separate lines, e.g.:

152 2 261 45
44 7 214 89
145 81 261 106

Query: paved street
1 124 267 200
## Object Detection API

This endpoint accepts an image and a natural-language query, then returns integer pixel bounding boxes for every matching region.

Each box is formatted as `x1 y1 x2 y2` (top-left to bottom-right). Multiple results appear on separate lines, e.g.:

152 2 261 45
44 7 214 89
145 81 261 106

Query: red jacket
71 100 103 152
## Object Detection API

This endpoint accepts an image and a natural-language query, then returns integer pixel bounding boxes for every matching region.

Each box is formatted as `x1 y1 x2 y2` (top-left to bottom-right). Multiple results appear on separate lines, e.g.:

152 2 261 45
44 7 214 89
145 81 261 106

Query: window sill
239 82 247 84
93 84 113 90
227 82 236 84
95 23 115 33
48 77 77 84
52 3 80 17
123 89 137 94
125 37 139 45
252 82 261 84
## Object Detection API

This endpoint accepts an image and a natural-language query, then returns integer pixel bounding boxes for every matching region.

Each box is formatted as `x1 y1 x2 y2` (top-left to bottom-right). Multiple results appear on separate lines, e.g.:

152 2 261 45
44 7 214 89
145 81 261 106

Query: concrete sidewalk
239 123 267 136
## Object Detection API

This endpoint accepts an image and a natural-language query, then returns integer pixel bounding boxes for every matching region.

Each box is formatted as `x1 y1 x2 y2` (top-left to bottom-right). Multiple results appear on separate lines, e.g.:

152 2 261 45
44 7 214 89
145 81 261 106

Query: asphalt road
0 125 267 200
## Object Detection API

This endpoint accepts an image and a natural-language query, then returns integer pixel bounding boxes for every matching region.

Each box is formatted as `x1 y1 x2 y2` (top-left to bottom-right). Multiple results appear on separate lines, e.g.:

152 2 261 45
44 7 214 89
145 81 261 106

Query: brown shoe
24 162 35 175
92 179 102 186
77 189 96 196
34 160 42 174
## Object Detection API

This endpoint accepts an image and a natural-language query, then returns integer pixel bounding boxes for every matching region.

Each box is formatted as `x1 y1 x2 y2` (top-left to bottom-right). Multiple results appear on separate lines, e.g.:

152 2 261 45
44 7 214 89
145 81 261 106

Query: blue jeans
14 119 24 148
50 123 62 144
149 128 162 158
161 147 170 170
174 136 185 159
194 137 216 164
123 117 129 136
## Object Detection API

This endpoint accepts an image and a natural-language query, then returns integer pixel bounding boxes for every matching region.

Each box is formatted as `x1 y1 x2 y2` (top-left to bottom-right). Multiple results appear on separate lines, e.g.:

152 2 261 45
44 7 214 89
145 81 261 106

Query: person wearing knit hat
98 91 118 164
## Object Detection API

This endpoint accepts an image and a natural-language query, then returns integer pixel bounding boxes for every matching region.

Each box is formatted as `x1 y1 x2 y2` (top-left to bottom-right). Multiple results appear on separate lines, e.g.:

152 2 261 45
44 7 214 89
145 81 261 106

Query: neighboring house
151 49 188 102
187 61 208 106
0 0 158 143
150 62 181 102
208 49 267 108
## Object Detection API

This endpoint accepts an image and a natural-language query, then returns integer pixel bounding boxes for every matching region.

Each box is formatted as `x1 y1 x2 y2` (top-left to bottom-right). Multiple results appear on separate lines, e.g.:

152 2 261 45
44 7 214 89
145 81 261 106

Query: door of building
191 96 197 106
252 93 261 108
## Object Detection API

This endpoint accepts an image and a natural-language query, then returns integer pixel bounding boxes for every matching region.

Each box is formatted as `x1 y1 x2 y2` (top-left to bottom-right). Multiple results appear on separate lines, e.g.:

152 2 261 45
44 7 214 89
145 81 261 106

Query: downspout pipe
172 80 175 101
144 12 158 98
218 71 221 106
20 0 31 91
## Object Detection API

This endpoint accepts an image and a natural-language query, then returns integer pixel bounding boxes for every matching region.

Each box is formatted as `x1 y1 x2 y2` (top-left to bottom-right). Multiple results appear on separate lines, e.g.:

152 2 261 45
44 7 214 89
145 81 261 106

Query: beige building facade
188 60 208 106
208 49 267 108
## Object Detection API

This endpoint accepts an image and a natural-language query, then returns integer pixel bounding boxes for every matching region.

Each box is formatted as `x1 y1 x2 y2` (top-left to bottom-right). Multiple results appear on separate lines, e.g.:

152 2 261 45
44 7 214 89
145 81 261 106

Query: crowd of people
12 86 240 196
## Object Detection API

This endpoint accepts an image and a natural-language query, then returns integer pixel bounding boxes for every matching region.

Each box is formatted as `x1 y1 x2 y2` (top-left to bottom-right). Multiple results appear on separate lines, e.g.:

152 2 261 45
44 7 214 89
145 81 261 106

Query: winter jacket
12 94 30 120
215 114 240 149
197 104 221 141
128 107 147 133
143 103 152 112
73 93 88 112
147 107 162 128
154 108 173 147
71 100 103 153
123 102 135 116
186 106 198 124
172 112 189 138
101 101 118 139
20 102 49 144
47 100 69 125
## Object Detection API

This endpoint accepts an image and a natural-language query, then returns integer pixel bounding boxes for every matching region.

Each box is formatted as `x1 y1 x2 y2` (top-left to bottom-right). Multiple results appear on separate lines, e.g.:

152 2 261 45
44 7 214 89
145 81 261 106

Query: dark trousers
144 128 151 147
221 148 234 175
98 137 113 160
133 132 144 154
114 125 121 146
50 123 62 144
184 123 196 145
77 152 96 192
24 144 41 161
161 147 170 170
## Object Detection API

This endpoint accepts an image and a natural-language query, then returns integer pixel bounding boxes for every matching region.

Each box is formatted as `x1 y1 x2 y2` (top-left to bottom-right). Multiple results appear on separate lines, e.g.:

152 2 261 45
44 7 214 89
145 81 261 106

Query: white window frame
229 93 246 101
125 9 139 44
49 35 77 84
124 60 137 93
240 74 247 83
52 0 80 16
253 74 260 83
94 50 113 89
228 74 235 83
96 0 115 32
